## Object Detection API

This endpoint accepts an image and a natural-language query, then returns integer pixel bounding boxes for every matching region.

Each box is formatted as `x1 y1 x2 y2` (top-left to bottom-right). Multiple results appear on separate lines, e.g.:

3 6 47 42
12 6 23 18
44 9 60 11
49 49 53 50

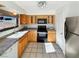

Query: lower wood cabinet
18 33 28 58
28 30 37 42
0 30 56 58
48 30 56 42
18 30 37 58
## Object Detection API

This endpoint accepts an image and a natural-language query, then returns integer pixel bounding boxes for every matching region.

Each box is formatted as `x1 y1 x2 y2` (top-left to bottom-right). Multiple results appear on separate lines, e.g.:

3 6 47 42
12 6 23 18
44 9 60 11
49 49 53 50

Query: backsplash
24 24 55 29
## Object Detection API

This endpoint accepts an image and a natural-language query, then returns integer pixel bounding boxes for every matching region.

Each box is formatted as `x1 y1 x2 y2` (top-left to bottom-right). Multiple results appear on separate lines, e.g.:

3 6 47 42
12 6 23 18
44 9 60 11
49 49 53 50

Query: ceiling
0 1 71 15
14 1 70 15
0 9 15 16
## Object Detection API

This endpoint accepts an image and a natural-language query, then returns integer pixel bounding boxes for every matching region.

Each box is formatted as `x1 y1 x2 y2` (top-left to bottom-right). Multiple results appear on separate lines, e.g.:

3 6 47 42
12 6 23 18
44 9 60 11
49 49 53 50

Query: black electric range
37 25 47 42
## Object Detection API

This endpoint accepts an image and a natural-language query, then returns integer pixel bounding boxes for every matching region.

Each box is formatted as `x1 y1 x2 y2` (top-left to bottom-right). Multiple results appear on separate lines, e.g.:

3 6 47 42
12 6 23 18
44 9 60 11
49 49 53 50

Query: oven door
37 32 47 42
38 32 47 37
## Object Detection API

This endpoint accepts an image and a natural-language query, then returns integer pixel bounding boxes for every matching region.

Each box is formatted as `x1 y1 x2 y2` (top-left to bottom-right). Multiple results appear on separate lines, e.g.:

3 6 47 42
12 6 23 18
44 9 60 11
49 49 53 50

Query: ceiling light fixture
37 1 47 8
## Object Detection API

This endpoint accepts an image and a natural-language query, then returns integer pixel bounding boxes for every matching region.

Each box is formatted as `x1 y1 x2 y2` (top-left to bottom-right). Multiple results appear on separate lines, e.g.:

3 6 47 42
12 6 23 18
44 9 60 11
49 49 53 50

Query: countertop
20 28 56 31
20 24 56 31
47 29 56 31
0 31 28 56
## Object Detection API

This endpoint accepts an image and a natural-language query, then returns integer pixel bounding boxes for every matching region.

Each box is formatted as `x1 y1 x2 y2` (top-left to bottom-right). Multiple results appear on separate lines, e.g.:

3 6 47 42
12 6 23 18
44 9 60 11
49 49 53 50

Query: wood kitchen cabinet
48 16 53 24
28 30 37 42
19 15 55 24
36 15 48 23
36 15 48 19
27 15 36 24
32 16 36 24
27 15 32 24
18 33 28 58
48 30 56 42
48 16 55 24
20 14 27 25
35 15 55 24
53 15 55 24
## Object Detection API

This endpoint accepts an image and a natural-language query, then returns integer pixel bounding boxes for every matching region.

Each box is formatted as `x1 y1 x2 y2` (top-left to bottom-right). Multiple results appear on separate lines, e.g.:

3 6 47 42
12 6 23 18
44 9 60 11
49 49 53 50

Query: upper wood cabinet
31 30 37 42
32 16 36 24
48 30 56 42
27 15 32 24
36 15 48 19
27 16 37 24
48 16 55 24
20 15 55 24
48 16 53 24
35 15 55 24
20 14 27 25
53 15 55 24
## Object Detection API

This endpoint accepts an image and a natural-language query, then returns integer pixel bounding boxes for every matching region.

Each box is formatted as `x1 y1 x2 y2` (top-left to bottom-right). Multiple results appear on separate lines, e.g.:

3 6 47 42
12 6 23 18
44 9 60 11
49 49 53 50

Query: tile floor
22 42 65 58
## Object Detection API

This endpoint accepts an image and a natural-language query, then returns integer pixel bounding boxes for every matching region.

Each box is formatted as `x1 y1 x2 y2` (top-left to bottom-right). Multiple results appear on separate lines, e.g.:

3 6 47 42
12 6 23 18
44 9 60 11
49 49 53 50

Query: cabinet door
28 31 37 42
27 16 31 24
18 33 28 58
48 16 53 24
24 34 28 47
18 45 23 58
32 16 36 24
18 37 24 58
20 14 27 25
27 16 36 24
53 15 55 24
27 31 31 41
31 30 37 42
48 30 56 42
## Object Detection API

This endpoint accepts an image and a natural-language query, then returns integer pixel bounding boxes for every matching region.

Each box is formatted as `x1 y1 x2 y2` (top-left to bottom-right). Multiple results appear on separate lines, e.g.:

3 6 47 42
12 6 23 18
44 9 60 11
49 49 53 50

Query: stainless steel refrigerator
65 17 79 58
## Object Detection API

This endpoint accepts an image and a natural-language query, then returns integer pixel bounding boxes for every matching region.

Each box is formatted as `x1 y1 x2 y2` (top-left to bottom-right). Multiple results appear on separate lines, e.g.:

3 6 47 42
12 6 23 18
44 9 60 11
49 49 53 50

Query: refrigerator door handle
69 31 79 36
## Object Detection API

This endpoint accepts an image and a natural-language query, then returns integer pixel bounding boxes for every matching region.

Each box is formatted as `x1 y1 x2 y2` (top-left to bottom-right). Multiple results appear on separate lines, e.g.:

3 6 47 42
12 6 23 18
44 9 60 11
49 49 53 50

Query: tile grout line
22 43 64 58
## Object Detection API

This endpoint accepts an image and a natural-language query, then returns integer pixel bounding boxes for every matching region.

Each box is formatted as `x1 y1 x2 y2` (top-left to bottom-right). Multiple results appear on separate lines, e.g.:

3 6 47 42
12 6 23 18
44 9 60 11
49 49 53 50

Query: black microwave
38 19 47 24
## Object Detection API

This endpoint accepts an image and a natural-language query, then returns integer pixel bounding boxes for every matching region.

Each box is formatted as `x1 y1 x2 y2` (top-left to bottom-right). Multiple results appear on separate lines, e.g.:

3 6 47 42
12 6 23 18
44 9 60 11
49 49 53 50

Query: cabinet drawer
28 31 37 42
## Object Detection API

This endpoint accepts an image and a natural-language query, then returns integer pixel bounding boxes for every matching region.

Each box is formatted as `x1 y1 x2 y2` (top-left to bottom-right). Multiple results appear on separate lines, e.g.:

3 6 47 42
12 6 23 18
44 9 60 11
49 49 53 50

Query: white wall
55 4 70 54
67 2 79 17
0 1 26 14
56 1 79 54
